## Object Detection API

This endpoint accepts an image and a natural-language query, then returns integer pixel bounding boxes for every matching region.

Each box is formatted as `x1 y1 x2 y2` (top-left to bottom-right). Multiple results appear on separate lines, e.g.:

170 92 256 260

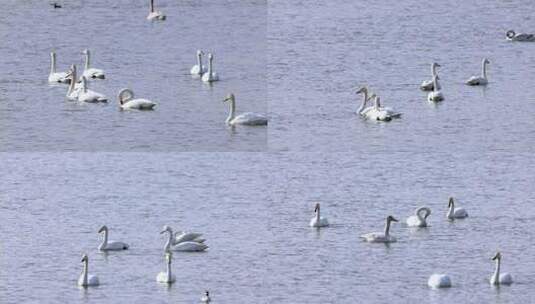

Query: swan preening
82 49 105 79
201 290 211 303
466 58 489 86
48 52 70 84
360 215 398 243
490 252 513 285
447 197 468 220
406 207 431 227
506 30 535 42
78 254 99 287
355 87 401 121
118 88 156 110
309 203 329 228
428 274 452 288
420 62 441 91
98 225 129 251
161 225 208 252
223 94 268 126
202 53 219 83
156 252 176 284
147 0 166 21
191 50 207 77
427 75 444 102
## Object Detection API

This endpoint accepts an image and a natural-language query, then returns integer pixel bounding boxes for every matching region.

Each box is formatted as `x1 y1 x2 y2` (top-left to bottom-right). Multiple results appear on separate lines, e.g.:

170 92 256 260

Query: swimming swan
78 76 108 103
360 215 398 243
427 75 444 102
506 30 535 42
446 197 468 220
82 49 105 79
466 58 489 86
173 231 203 245
98 225 129 251
420 62 441 91
406 207 431 227
190 50 207 77
309 203 329 228
371 94 401 120
78 254 99 287
147 0 166 21
201 290 211 303
48 52 70 84
202 53 219 83
161 226 208 252
156 252 176 284
117 88 156 110
490 252 513 285
428 274 451 288
65 65 83 100
223 94 268 126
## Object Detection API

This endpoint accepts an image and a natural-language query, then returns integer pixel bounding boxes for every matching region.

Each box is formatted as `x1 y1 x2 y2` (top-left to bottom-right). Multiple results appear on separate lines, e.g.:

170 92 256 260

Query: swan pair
309 203 329 227
506 30 535 42
466 58 490 86
98 225 129 251
161 225 208 252
48 52 70 84
65 65 108 103
190 50 219 83
355 86 401 121
223 94 268 126
420 62 441 91
147 0 166 20
360 215 399 243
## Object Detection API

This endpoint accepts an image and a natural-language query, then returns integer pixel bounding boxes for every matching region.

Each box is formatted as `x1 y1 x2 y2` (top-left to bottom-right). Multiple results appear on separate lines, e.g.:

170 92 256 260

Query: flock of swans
310 197 514 289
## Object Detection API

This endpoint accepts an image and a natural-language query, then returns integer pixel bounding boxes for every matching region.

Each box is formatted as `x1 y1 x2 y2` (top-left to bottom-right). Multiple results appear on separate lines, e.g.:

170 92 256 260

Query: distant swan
360 215 398 243
202 53 219 83
428 274 451 288
466 58 489 86
223 94 268 126
406 207 431 227
173 231 203 245
98 225 129 251
147 0 166 21
309 203 329 228
506 30 535 42
78 76 108 103
156 252 176 284
201 290 211 303
82 49 105 79
191 50 207 77
420 62 441 91
48 52 70 84
118 88 156 110
161 226 208 252
490 252 513 285
427 75 444 102
446 197 468 220
78 254 99 287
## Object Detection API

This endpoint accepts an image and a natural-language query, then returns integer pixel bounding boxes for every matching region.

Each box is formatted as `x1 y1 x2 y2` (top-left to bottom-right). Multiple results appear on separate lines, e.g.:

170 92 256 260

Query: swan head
98 225 108 233
160 225 173 234
448 197 454 208
82 49 89 55
387 215 398 223
223 93 235 103
506 30 516 38
81 254 89 263
197 50 204 56
483 58 490 65
492 252 502 261
356 86 368 95
208 53 214 60
314 203 320 213
432 62 441 68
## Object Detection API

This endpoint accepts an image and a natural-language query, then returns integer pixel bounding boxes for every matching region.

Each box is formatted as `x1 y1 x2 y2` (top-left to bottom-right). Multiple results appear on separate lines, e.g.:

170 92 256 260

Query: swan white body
156 252 176 284
201 291 211 303
309 203 329 227
406 207 431 227
428 274 451 288
190 50 207 77
82 49 105 79
98 225 129 251
224 94 268 126
66 65 83 100
118 88 156 110
147 0 166 21
427 75 444 102
48 52 70 84
490 252 513 285
78 254 99 287
161 226 208 252
173 231 203 245
78 76 107 103
506 30 535 42
420 63 441 91
360 216 398 243
466 58 489 86
447 197 468 220
202 53 219 82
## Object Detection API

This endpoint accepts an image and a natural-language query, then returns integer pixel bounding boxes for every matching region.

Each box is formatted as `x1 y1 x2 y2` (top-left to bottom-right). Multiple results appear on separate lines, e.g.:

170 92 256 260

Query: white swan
173 231 203 245
360 215 398 243
420 62 441 91
490 252 513 285
78 254 99 287
446 197 468 220
98 225 129 251
466 58 489 86
356 86 374 114
65 65 83 101
371 94 402 119
147 0 166 21
202 53 219 83
161 226 208 252
223 94 268 126
78 76 107 103
117 88 156 110
156 252 176 284
427 75 444 102
358 93 397 121
48 52 70 84
309 203 329 228
201 290 211 303
190 50 207 77
82 49 105 80
428 274 451 288
506 30 535 42
406 207 431 227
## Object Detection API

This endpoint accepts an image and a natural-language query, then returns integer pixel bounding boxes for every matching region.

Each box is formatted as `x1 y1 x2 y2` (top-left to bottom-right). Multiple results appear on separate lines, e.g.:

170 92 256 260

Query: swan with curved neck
98 225 129 251
490 252 513 285
201 290 211 303
156 252 176 284
202 53 219 82
427 75 444 102
147 0 166 21
161 225 208 252
466 58 489 86
309 203 329 227
78 76 108 103
446 197 468 220
48 52 70 84
191 50 207 77
406 207 431 227
78 254 99 287
223 94 268 126
82 49 105 79
360 215 399 243
428 274 451 288
356 86 374 115
506 30 535 42
117 88 156 110
420 62 441 91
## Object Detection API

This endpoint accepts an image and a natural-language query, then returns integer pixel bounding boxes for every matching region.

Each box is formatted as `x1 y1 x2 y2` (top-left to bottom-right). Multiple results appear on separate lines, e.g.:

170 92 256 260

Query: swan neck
150 0 154 12
166 258 172 279
102 229 108 246
82 260 88 285
493 258 501 282
315 207 320 222
431 64 436 76
357 91 368 114
432 77 439 92
384 219 391 236
227 98 236 124
197 53 202 68
67 68 76 96
208 56 213 74
82 78 87 93
50 53 56 75
85 52 90 70
164 230 172 252
482 61 487 78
